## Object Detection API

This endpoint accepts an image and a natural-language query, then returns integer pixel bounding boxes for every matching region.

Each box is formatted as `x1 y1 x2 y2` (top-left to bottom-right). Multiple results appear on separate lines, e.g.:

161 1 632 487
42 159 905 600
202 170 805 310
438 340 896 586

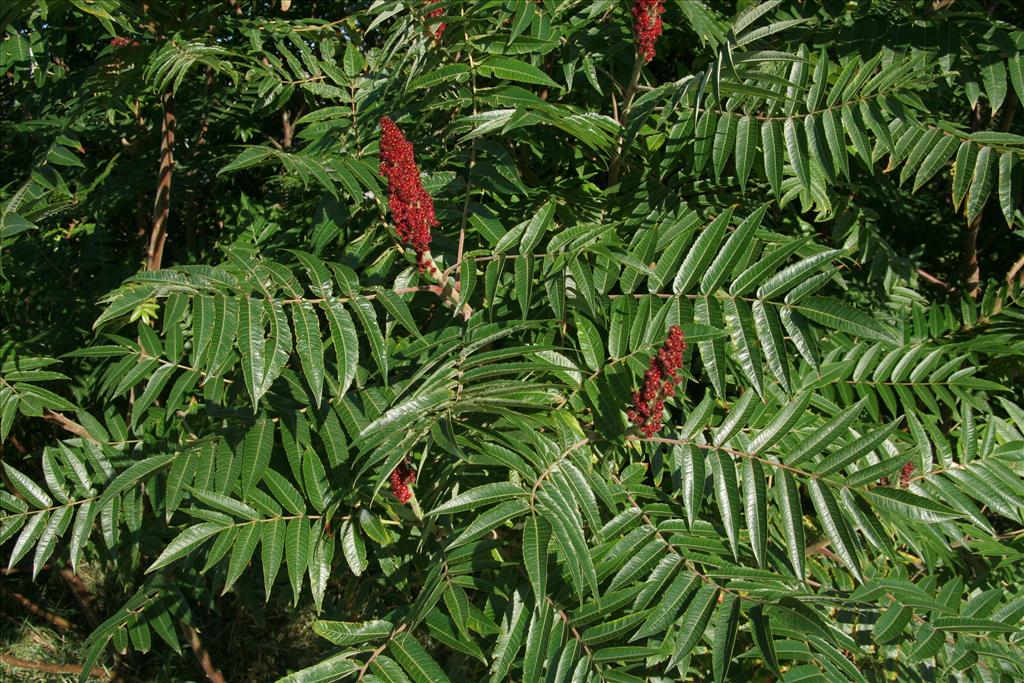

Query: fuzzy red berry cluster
879 461 915 488
379 117 438 274
628 325 685 436
109 36 139 48
899 461 915 489
425 0 446 41
632 0 665 63
390 460 417 504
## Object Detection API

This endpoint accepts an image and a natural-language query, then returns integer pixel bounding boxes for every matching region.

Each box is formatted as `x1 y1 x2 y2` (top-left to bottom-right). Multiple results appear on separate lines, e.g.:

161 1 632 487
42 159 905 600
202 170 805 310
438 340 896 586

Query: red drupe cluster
627 325 686 436
110 36 139 48
379 116 438 274
390 460 417 504
632 0 665 63
899 461 915 489
426 0 446 41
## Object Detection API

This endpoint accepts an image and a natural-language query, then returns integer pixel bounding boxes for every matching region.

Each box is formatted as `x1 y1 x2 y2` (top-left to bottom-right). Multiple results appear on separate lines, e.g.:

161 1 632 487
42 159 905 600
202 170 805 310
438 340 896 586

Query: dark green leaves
389 632 452 683
478 56 558 88
313 619 392 646
712 452 741 560
292 303 325 406
321 300 358 396
351 297 387 381
261 520 285 601
735 116 759 189
147 523 226 573
8 11 1024 683
713 593 741 683
966 145 995 221
762 120 784 198
797 297 896 344
241 418 273 498
340 518 367 576
743 459 768 568
286 517 311 606
523 514 551 603
808 479 863 582
429 482 524 516
669 584 718 670
861 488 959 523
784 117 811 191
678 444 706 528
535 474 598 599
674 208 734 294
701 207 766 294
4 463 51 508
447 499 529 550
776 471 805 579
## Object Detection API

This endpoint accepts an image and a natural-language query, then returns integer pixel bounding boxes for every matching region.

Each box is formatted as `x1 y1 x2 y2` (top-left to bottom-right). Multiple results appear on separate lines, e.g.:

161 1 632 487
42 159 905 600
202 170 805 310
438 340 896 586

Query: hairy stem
424 249 473 320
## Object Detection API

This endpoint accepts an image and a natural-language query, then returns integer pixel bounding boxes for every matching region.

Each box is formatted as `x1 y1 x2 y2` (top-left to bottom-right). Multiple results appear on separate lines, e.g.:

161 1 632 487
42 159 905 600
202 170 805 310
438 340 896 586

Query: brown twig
545 595 595 660
1 566 49 576
3 590 76 631
357 623 407 680
1 654 109 679
184 623 227 683
1006 253 1024 284
804 538 834 558
988 252 1024 319
44 410 102 444
916 267 957 294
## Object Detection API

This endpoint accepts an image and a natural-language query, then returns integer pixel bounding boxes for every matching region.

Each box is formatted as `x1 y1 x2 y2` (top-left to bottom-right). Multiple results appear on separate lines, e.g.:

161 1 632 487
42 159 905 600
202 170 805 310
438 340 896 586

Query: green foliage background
2 1 1024 681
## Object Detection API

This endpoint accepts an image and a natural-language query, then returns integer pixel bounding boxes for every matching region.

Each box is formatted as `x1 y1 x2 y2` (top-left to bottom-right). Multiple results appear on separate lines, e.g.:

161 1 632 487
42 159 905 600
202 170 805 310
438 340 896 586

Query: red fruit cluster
110 36 139 48
390 460 417 504
628 325 686 436
899 461 915 489
379 116 438 274
426 0 446 41
632 0 665 63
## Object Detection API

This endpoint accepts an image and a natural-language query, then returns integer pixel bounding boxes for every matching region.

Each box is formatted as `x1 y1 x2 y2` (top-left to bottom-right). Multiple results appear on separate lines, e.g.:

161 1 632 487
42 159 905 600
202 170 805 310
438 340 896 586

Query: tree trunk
963 212 982 298
146 89 175 271
282 109 293 149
